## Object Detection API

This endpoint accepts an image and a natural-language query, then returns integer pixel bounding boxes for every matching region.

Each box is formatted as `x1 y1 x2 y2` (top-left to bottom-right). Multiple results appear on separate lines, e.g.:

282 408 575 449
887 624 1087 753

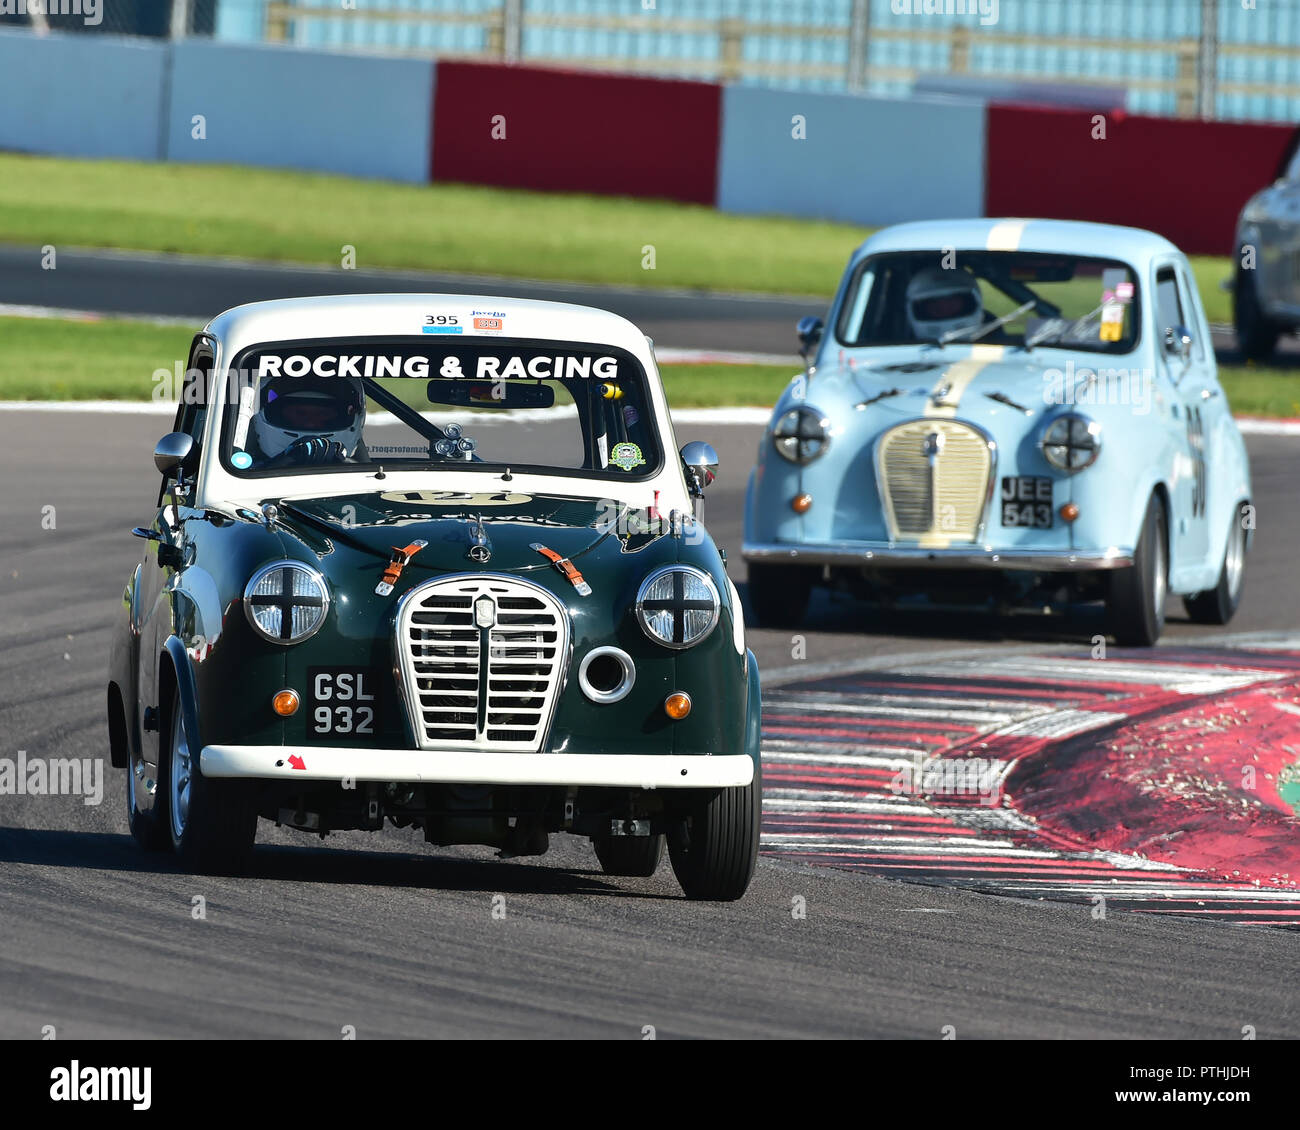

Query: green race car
107 294 761 900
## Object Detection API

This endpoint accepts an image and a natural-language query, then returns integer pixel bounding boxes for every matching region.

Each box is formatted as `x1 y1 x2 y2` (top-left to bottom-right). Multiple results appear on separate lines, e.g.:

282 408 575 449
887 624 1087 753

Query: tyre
126 745 169 852
592 832 664 877
746 563 815 628
164 688 258 874
1108 494 1168 647
1184 502 1249 625
1234 256 1281 362
668 761 761 901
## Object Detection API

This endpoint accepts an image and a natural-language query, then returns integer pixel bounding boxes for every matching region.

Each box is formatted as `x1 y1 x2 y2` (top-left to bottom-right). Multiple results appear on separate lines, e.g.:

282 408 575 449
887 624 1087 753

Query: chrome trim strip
741 541 1134 572
577 645 637 704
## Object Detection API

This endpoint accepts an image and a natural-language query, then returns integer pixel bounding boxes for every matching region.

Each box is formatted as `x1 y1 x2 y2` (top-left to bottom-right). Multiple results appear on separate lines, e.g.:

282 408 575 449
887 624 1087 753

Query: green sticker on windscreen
610 442 646 471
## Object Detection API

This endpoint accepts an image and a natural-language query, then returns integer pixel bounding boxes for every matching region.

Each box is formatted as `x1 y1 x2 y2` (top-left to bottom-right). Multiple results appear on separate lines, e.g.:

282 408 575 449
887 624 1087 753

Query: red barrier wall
985 105 1296 255
431 62 721 205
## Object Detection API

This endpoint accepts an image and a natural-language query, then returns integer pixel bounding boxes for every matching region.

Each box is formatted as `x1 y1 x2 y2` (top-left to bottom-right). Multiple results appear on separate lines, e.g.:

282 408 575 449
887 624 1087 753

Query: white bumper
200 745 755 789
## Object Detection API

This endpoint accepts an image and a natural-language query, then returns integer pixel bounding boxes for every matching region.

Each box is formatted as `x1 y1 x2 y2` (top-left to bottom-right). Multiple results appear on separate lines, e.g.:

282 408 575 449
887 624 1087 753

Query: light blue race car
743 219 1252 646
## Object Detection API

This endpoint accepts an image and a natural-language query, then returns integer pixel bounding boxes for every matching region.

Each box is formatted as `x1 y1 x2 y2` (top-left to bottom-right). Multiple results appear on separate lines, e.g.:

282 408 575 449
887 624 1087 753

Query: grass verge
0 154 1239 322
3 314 1294 416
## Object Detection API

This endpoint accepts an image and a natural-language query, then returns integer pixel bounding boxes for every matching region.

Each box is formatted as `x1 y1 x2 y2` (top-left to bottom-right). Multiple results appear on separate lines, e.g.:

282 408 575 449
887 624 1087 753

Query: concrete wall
717 86 987 228
0 29 166 159
164 41 434 183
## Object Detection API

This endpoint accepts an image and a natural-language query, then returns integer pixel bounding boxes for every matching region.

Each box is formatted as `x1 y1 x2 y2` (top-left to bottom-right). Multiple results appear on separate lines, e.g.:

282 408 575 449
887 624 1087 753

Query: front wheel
126 747 169 852
668 761 761 901
1108 494 1168 647
1184 502 1249 625
164 688 258 874
592 833 664 877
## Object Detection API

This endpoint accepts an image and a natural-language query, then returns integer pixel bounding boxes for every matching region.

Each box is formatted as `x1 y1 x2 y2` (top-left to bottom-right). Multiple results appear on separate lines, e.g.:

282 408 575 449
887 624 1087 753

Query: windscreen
835 251 1141 354
220 338 662 481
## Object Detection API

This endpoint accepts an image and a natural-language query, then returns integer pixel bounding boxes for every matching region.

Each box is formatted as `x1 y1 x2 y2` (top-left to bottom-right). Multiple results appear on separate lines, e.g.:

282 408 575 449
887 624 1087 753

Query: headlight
772 406 830 464
244 561 330 644
635 566 720 649
1040 413 1101 473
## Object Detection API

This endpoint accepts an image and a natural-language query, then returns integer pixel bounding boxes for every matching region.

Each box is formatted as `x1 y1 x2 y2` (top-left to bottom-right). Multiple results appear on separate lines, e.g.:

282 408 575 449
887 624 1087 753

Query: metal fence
6 0 1300 122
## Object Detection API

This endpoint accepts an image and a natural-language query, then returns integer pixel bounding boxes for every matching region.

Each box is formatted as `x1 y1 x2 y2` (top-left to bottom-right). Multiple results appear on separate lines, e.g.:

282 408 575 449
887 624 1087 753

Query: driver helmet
905 266 983 342
251 374 366 460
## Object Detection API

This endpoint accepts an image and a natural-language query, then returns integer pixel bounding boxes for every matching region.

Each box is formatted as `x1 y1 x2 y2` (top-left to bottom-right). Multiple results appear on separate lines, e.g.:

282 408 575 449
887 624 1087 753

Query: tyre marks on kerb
760 646 1300 926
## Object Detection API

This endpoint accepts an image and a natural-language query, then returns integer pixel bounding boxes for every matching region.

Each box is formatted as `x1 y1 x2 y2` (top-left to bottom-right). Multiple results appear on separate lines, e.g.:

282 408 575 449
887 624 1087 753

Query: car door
1152 261 1212 579
135 338 212 777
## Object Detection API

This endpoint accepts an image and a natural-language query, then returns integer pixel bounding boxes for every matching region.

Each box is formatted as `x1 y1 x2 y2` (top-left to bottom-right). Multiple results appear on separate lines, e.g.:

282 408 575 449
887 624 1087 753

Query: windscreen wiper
1024 304 1105 350
941 299 1037 345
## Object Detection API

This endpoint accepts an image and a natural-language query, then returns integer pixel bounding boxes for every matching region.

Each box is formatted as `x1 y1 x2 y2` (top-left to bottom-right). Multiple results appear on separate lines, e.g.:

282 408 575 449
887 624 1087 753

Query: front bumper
742 541 1134 572
201 746 755 788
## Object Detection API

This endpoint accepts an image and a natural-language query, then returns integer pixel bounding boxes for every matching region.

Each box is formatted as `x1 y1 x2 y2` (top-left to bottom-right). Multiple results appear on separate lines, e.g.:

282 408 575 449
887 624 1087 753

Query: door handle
1200 387 1221 400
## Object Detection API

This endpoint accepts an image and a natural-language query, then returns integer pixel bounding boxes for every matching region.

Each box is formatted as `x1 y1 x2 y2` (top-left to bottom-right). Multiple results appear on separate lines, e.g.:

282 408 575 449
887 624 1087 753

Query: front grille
877 420 993 541
396 576 569 752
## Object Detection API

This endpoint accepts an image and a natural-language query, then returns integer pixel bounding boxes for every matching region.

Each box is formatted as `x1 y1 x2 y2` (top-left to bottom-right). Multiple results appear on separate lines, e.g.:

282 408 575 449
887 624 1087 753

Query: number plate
1000 477 1054 529
307 667 377 736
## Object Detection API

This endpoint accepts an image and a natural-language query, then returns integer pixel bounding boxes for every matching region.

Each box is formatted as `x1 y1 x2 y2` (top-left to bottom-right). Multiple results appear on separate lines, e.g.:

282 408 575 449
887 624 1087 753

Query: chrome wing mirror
1164 325 1193 364
680 441 719 520
797 316 824 362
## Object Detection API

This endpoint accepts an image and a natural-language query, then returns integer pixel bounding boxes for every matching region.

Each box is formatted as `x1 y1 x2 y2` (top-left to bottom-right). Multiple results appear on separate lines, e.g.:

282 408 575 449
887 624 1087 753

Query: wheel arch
106 682 130 770
159 635 203 758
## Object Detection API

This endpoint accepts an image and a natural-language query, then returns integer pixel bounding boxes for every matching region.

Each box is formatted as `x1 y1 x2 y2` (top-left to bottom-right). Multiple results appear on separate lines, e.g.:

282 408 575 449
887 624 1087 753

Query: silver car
1233 141 1300 360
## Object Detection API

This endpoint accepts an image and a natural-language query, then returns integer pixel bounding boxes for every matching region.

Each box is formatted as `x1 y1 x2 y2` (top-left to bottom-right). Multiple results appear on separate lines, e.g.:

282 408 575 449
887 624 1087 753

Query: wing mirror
797 316 824 361
1163 325 1193 363
680 441 718 520
154 432 196 476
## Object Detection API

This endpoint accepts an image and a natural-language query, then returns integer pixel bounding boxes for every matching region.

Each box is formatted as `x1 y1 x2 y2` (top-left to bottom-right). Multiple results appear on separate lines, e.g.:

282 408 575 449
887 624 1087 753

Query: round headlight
244 561 330 644
772 406 830 464
635 566 721 649
1040 413 1101 473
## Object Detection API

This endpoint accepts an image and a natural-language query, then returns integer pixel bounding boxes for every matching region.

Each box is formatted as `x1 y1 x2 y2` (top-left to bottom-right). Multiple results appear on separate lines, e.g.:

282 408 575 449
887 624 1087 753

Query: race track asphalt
0 411 1296 1039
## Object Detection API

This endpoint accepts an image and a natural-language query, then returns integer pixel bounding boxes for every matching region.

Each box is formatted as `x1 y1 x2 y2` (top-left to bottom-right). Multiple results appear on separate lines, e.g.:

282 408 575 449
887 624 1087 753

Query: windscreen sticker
379 490 535 506
231 451 253 470
610 442 646 471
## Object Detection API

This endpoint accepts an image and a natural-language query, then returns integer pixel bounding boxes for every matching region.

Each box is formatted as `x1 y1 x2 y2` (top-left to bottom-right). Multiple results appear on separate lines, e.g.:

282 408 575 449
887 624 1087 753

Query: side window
158 337 213 506
1176 268 1207 362
1155 267 1184 339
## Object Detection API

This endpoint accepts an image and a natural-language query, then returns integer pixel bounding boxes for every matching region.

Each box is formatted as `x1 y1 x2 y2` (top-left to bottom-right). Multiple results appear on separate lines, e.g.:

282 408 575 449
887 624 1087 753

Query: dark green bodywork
108 486 758 820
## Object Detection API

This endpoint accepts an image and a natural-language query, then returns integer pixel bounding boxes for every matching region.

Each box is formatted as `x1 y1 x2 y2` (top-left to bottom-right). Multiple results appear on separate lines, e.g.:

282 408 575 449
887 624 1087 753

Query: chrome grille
397 576 569 752
877 420 993 541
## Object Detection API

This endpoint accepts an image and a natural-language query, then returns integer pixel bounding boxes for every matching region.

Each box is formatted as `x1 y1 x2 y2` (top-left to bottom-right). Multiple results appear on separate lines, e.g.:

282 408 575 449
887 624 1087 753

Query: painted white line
0 399 176 415
655 347 798 367
991 709 1128 739
0 301 199 327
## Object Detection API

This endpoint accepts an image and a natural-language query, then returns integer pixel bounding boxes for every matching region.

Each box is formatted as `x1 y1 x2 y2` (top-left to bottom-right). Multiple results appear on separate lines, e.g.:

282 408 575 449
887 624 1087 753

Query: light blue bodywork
743 219 1252 598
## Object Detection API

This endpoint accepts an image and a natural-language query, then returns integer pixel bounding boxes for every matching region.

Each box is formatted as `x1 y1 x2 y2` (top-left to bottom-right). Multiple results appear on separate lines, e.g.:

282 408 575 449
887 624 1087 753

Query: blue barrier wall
717 86 986 229
164 41 434 183
0 29 166 159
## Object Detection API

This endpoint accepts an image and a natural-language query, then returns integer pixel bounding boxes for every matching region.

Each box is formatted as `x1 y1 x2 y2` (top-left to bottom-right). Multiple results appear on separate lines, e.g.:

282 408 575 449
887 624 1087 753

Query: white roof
204 293 652 358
